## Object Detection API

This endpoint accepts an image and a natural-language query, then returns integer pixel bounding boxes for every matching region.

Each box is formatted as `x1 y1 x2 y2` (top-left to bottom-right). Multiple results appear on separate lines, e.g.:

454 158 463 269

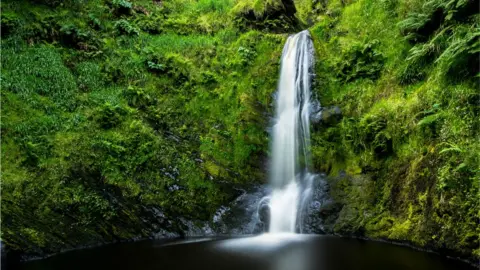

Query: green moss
1 0 286 257
204 161 226 178
309 0 479 262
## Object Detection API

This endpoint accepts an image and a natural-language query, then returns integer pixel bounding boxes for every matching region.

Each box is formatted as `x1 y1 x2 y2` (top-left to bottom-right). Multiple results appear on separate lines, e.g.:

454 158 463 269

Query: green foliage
398 0 479 84
196 0 235 13
359 114 393 157
111 0 133 15
135 14 163 34
145 53 194 85
95 102 127 129
237 46 258 65
398 10 441 43
31 0 86 7
124 86 154 109
1 11 20 37
160 0 235 34
113 0 132 9
75 62 104 92
398 27 450 84
435 25 480 80
232 0 299 31
233 0 286 18
59 23 98 49
1 0 283 258
399 0 478 42
309 0 479 262
1 45 77 110
114 19 139 36
146 61 166 72
334 40 385 82
88 13 102 30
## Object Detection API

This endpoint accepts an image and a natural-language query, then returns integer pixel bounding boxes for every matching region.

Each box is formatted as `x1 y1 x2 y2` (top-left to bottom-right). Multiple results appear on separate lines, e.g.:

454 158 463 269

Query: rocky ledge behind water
161 174 334 237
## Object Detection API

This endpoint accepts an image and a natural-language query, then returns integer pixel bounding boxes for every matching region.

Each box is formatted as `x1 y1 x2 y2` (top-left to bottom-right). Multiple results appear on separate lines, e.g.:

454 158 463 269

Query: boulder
311 105 343 126
212 185 270 235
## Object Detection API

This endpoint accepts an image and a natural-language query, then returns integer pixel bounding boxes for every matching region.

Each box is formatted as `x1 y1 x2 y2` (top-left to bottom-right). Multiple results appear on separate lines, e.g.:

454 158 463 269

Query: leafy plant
75 62 104 92
334 40 385 82
1 45 77 110
135 14 163 34
95 102 127 129
232 0 298 31
435 26 480 80
146 61 165 72
238 46 257 65
398 27 450 84
398 0 446 42
233 0 292 19
124 86 154 109
114 19 139 36
1 11 20 37
111 0 133 15
88 14 102 30
60 23 100 50
399 0 478 43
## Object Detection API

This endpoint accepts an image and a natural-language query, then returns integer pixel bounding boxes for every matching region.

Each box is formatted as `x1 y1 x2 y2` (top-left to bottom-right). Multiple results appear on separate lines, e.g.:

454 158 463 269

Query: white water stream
268 30 315 233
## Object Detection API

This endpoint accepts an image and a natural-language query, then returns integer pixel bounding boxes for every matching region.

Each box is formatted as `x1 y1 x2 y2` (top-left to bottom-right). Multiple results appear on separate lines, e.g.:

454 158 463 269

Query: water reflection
271 238 311 270
17 235 475 270
216 234 314 270
216 233 308 251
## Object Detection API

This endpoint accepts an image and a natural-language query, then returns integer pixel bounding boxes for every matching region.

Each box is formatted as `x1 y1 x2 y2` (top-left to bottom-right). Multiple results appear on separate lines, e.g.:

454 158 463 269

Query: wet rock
317 199 343 234
213 206 230 223
257 203 270 229
167 184 181 192
311 106 343 126
176 218 215 237
309 100 322 123
155 184 272 238
206 175 337 236
300 175 332 234
212 185 270 235
152 178 337 239
154 229 180 239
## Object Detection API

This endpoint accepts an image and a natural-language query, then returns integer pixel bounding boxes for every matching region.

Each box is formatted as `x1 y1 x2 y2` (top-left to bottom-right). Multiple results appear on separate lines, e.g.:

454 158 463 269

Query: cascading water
268 30 315 234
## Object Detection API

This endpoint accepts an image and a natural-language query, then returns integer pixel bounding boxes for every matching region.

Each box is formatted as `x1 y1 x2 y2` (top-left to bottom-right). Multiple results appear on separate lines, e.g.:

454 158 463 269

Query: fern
114 19 139 36
399 26 451 84
437 142 464 154
435 25 480 79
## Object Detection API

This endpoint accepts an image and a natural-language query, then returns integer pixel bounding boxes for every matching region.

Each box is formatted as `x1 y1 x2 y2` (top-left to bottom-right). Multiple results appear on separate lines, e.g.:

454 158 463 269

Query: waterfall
268 30 315 233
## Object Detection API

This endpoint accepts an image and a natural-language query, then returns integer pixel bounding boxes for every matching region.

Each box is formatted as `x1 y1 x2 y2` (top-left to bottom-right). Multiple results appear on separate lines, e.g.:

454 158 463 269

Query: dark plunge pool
12 234 475 270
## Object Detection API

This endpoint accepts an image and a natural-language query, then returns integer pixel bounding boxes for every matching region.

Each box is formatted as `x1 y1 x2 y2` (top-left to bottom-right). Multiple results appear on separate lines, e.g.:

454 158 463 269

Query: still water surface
16 235 475 270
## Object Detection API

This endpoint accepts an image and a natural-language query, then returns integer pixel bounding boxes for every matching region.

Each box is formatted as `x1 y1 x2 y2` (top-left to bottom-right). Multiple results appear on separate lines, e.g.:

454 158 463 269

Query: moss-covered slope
306 0 479 263
1 0 295 257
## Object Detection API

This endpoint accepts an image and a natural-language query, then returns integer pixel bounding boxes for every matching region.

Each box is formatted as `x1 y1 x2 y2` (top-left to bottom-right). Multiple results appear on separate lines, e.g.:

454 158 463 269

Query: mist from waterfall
268 30 315 233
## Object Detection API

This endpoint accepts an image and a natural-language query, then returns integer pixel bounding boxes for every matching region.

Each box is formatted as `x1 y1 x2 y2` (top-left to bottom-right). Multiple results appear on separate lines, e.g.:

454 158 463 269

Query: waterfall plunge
268 30 315 234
